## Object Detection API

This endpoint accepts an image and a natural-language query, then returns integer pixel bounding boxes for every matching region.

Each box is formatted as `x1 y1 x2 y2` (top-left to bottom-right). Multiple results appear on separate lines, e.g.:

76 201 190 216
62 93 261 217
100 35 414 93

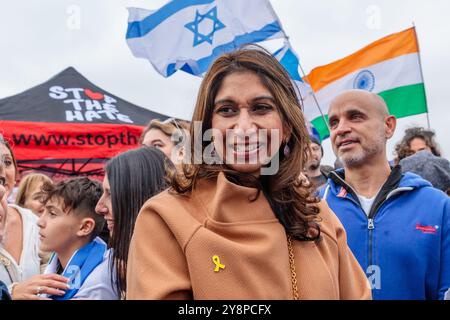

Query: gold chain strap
287 234 299 300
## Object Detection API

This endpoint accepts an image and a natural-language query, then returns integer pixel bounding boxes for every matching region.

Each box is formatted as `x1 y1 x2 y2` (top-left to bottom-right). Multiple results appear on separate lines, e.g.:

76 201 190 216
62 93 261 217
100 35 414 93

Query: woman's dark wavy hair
171 46 321 242
394 127 441 163
106 146 172 297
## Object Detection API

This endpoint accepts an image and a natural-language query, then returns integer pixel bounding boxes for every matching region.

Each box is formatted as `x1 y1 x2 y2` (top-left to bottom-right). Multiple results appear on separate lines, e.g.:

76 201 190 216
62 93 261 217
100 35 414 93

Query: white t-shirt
0 204 41 286
356 194 377 217
43 240 118 300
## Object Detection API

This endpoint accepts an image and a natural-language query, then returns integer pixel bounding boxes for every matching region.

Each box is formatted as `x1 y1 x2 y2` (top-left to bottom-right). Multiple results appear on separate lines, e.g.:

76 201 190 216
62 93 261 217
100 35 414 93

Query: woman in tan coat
126 47 371 300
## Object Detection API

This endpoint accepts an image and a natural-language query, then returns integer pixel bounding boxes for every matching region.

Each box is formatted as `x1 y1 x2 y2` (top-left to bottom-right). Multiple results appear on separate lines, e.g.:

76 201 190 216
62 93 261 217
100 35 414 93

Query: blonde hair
15 173 53 207
139 119 190 145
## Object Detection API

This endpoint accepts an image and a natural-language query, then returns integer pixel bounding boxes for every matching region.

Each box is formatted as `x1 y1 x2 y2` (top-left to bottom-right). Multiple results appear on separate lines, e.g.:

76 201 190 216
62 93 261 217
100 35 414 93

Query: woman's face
142 128 175 160
0 144 16 197
409 137 432 154
23 182 46 216
95 174 114 236
211 71 286 176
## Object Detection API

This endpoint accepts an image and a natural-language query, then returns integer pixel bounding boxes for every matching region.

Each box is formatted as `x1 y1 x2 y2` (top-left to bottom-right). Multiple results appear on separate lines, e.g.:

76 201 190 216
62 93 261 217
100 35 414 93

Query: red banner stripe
0 120 145 160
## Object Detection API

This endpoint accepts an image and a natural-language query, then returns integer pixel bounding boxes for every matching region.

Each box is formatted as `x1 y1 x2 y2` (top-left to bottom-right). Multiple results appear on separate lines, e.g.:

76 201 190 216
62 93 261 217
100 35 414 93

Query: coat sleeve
334 215 372 300
126 204 192 300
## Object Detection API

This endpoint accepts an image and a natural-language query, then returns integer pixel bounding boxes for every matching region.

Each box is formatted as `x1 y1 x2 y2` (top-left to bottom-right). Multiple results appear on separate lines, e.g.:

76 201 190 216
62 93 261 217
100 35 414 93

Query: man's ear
76 217 95 238
385 115 397 139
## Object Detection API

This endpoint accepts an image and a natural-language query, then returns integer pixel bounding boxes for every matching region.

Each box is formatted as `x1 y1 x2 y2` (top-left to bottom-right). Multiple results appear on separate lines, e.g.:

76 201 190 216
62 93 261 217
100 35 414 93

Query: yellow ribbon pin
212 255 225 272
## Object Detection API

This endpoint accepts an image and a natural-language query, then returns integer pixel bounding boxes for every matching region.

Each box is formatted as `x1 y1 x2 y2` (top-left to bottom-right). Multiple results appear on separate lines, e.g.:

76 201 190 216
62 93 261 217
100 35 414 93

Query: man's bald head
327 89 397 169
330 90 389 120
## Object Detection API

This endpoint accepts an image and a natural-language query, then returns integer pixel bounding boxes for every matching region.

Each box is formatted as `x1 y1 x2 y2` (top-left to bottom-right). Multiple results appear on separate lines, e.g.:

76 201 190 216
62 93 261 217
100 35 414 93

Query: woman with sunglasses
140 118 190 170
127 48 371 300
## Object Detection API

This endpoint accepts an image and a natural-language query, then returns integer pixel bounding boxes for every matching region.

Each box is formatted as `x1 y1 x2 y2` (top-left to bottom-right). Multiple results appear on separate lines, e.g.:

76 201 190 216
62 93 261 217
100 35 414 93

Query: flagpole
272 7 331 136
293 48 331 134
412 22 431 129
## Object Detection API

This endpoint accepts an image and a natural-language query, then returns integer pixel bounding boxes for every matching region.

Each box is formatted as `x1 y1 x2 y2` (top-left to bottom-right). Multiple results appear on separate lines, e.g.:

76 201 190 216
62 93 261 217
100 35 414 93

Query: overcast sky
1 0 449 165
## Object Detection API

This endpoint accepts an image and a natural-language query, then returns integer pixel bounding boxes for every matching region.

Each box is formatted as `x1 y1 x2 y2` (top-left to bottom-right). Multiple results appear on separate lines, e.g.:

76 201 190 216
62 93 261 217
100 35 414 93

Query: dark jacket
0 280 11 300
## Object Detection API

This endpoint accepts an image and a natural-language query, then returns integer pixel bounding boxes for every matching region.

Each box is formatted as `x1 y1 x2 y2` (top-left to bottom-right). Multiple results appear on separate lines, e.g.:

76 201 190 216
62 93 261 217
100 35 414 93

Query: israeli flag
273 42 322 139
126 0 286 77
273 41 313 105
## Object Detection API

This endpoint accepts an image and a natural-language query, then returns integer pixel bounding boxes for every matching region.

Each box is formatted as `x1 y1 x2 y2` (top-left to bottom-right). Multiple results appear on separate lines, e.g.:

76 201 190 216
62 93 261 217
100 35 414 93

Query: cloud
0 0 448 160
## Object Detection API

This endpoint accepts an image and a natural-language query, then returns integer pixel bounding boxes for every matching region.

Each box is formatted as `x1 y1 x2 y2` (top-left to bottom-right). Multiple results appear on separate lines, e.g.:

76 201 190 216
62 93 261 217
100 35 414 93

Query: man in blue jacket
320 90 450 300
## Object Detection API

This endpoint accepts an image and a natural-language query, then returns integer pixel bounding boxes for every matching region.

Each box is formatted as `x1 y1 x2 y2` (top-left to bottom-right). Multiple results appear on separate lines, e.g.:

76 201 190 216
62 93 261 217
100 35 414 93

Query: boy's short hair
42 177 104 240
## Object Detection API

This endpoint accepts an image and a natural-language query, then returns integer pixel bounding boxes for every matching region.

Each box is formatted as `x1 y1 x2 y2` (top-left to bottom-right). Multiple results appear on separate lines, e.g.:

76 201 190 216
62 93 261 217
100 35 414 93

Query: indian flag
304 27 428 141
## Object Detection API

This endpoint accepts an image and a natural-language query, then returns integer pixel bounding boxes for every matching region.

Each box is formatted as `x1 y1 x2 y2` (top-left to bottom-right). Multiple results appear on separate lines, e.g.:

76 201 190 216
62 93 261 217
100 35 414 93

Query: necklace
287 234 299 300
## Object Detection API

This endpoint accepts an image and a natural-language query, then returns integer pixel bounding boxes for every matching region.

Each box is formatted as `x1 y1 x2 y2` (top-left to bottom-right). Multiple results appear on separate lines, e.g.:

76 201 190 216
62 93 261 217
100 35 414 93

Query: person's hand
11 273 70 300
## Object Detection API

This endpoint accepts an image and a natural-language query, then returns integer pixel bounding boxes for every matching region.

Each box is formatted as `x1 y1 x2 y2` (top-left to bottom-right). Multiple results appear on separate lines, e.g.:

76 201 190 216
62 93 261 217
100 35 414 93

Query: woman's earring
283 139 291 157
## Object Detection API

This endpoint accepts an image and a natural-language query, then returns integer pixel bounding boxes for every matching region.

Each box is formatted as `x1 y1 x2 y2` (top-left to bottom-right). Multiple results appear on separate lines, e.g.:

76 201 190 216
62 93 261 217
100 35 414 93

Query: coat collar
328 165 403 218
194 172 278 224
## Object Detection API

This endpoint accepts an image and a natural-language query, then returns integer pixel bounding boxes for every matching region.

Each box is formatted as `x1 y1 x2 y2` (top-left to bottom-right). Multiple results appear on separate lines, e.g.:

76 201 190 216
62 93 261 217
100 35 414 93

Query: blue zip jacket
320 167 450 300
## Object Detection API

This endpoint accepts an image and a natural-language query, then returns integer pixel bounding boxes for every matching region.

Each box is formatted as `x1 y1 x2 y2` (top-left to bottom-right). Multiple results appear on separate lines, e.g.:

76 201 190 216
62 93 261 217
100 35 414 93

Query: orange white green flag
304 27 428 140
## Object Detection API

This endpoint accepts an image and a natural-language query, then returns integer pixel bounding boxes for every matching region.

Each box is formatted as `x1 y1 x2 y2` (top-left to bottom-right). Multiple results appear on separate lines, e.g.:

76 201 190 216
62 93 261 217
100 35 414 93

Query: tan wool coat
127 172 371 300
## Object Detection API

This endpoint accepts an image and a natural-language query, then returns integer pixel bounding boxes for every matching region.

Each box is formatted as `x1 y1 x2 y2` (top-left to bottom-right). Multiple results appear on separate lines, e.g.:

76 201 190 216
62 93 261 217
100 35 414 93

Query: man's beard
340 133 385 168
307 161 320 171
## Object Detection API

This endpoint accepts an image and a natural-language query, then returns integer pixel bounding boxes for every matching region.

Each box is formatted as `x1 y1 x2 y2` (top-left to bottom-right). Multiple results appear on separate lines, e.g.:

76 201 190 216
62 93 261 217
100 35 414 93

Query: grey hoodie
399 150 450 192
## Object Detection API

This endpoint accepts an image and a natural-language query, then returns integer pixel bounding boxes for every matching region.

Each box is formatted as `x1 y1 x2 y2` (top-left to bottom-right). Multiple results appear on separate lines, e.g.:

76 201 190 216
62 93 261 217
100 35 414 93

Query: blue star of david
185 6 225 47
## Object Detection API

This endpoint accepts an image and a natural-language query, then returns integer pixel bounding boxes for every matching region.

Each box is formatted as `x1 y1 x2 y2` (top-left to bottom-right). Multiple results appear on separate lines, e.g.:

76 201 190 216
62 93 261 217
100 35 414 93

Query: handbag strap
287 235 299 300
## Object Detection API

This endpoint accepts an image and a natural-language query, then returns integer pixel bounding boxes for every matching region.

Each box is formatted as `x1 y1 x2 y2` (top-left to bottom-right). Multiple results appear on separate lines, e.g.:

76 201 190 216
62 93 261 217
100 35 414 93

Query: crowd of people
1 47 449 300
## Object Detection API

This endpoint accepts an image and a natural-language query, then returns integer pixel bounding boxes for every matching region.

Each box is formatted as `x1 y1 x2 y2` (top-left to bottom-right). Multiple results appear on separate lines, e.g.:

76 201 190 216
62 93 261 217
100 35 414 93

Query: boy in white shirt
41 177 118 300
11 177 118 300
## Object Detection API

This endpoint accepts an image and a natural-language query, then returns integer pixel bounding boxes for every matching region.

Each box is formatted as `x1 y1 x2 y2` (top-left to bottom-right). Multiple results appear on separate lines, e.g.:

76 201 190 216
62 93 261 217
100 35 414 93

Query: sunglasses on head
163 117 182 130
162 118 186 143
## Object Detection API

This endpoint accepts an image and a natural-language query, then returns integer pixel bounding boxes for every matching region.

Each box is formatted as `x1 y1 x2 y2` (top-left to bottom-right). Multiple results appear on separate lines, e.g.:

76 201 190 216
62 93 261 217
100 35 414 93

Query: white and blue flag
273 42 313 105
126 0 287 77
273 42 322 140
